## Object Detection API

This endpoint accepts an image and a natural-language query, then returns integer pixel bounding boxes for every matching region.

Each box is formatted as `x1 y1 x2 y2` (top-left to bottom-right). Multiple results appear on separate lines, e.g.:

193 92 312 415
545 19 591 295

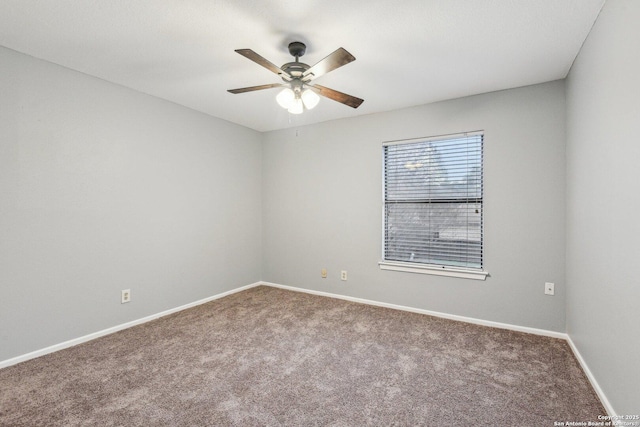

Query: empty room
1 0 638 425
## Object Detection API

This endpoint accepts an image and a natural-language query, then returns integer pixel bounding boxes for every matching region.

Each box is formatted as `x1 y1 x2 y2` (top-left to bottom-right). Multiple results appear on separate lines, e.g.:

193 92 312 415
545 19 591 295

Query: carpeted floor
0 285 606 426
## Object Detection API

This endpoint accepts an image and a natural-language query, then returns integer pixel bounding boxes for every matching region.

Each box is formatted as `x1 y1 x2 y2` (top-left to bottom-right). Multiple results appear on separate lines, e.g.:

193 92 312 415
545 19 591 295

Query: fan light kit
228 41 363 114
275 82 319 113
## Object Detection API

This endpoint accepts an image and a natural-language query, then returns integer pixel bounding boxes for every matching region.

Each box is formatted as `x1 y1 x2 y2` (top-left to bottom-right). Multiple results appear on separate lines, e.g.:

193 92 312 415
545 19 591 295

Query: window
380 132 486 280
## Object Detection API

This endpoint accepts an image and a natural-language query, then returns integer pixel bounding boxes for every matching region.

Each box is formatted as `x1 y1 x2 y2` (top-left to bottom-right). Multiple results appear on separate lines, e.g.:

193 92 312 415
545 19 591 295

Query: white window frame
379 131 488 280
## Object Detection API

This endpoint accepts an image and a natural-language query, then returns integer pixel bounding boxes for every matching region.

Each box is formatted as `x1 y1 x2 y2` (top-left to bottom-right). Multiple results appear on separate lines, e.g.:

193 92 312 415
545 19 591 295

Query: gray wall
0 47 263 361
566 0 640 414
262 80 567 332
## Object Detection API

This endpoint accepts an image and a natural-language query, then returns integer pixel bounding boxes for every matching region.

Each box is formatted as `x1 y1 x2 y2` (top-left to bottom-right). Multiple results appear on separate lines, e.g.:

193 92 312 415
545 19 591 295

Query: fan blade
302 48 355 80
309 84 363 108
228 83 285 94
235 49 288 77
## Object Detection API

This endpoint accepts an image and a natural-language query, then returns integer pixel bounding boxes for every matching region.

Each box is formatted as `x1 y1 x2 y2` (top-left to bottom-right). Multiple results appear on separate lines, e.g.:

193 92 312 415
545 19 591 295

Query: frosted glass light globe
288 98 304 114
301 89 320 109
276 88 295 109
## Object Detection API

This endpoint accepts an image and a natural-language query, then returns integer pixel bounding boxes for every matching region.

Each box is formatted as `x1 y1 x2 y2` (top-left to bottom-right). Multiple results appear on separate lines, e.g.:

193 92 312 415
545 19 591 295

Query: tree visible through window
383 132 483 269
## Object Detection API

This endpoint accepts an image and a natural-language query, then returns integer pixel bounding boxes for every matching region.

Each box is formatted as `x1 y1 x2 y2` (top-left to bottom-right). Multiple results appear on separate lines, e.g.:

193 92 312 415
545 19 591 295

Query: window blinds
383 132 483 269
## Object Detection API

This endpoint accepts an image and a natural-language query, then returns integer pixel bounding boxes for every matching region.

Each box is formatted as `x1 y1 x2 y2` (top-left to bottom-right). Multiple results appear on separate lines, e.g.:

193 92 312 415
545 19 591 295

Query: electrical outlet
544 282 555 296
341 270 347 281
121 289 131 304
321 268 327 278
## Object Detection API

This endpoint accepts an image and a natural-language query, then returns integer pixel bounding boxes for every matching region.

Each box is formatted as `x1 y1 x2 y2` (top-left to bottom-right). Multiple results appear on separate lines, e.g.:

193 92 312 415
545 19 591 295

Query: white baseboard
1 279 614 417
0 282 262 369
260 281 568 339
566 335 617 416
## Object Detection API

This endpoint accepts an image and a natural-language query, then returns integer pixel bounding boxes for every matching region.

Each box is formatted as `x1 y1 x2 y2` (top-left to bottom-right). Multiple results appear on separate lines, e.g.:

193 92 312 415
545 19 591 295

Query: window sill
378 261 488 281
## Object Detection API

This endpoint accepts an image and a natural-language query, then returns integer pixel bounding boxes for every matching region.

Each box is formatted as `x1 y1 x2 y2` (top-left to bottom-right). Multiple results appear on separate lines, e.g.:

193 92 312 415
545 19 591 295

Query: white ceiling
0 0 604 132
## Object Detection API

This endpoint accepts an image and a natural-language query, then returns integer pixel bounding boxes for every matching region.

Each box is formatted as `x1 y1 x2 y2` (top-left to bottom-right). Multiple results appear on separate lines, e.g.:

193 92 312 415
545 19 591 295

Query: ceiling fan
227 41 364 114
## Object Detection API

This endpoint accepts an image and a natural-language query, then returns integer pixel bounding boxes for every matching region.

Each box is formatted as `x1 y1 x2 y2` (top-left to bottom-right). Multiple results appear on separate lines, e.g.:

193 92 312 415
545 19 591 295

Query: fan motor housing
281 62 310 79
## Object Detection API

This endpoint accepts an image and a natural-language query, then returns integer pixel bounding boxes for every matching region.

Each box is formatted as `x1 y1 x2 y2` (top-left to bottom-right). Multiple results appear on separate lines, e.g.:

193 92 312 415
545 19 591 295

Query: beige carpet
1 285 606 426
